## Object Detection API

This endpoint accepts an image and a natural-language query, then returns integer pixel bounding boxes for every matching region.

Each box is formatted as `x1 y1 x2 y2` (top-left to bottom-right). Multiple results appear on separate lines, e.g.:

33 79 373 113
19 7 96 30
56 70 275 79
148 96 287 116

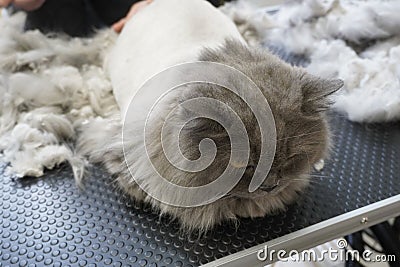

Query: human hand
0 0 45 11
112 0 153 33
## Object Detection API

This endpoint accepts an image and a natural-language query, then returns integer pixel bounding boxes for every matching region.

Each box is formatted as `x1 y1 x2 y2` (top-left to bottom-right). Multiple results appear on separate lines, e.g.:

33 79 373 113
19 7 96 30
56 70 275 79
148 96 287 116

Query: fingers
0 0 13 7
112 18 126 33
112 0 153 33
12 0 46 11
126 0 151 19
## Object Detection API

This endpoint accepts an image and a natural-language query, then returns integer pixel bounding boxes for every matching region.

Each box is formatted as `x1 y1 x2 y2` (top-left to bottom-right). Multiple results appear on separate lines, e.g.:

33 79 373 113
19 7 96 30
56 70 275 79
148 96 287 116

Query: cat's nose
246 165 255 172
243 165 255 180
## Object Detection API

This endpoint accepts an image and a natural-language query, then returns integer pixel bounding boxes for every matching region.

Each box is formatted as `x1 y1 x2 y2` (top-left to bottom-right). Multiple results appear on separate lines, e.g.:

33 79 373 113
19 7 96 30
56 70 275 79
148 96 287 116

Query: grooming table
1 48 400 267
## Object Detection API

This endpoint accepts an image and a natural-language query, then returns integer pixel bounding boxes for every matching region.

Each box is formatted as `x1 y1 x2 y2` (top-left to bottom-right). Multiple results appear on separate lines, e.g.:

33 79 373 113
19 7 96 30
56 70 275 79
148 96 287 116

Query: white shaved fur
107 0 245 117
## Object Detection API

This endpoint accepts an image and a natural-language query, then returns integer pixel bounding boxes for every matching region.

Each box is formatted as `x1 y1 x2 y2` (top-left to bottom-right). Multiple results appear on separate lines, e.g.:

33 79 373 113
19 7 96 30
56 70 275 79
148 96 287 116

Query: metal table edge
202 194 400 267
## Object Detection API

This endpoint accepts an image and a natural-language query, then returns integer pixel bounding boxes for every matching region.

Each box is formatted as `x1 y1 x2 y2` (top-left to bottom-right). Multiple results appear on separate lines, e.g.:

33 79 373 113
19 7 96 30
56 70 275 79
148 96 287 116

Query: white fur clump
307 40 400 122
267 0 400 54
265 0 400 122
0 13 118 178
219 0 275 47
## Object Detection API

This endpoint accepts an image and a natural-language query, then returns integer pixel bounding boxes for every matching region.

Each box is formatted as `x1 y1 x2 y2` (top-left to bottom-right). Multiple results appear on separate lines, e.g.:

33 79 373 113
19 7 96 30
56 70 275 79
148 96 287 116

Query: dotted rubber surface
1 51 400 267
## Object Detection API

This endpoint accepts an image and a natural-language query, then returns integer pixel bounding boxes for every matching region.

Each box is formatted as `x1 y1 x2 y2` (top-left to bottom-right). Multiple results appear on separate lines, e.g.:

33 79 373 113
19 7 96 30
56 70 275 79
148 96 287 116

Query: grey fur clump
79 40 343 232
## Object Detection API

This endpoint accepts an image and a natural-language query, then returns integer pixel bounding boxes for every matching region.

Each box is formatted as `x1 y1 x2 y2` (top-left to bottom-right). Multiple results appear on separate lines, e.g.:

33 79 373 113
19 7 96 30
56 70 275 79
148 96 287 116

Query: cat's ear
301 74 343 115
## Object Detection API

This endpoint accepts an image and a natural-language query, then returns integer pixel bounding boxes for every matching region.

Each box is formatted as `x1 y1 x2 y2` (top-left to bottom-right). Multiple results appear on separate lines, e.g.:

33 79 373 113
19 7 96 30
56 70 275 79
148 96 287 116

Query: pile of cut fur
0 13 117 178
266 0 400 122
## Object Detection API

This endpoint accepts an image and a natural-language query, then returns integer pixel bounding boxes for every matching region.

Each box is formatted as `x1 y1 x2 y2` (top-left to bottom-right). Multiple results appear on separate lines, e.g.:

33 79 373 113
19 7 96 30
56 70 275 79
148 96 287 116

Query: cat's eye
221 193 232 199
259 184 278 193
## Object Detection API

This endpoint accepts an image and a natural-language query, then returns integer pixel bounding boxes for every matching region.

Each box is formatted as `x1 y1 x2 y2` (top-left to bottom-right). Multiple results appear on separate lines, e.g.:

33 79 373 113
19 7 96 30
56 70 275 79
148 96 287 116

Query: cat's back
107 0 245 116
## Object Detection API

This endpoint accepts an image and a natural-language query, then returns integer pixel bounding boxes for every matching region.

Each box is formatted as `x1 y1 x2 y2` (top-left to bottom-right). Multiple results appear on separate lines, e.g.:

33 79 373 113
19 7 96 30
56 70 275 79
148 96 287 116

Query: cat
78 0 343 231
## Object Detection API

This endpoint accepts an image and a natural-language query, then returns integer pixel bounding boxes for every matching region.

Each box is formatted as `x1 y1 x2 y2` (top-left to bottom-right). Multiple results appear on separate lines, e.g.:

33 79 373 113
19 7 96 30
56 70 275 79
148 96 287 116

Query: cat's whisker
310 176 332 179
281 178 323 185
281 177 309 181
304 151 311 174
277 130 323 141
306 180 324 185
309 174 330 178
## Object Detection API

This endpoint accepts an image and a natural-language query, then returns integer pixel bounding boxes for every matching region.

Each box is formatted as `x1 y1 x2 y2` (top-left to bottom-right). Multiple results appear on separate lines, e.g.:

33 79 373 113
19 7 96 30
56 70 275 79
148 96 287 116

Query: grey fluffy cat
79 0 343 231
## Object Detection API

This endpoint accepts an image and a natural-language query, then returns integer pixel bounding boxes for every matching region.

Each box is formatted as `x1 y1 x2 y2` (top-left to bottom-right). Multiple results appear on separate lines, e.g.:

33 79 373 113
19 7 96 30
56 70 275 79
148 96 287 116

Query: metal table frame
204 195 400 266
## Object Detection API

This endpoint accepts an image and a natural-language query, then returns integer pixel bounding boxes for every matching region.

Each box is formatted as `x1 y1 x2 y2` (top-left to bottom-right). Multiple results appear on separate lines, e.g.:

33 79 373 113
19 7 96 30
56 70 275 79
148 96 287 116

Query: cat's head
146 41 343 205
162 74 343 199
